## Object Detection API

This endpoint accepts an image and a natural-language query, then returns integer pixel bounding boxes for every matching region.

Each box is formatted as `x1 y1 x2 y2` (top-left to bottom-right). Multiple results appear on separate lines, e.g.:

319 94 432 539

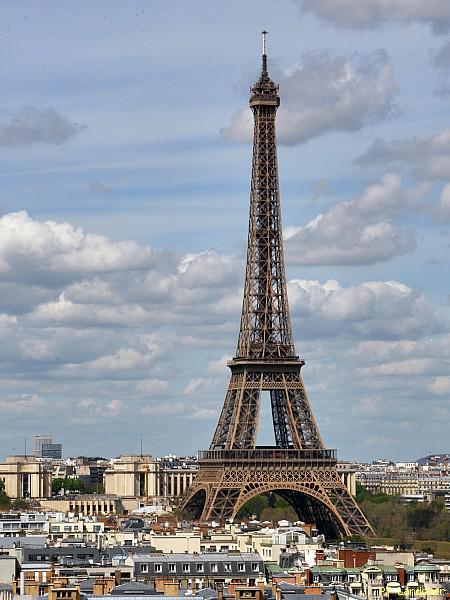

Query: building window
154 564 162 573
313 576 320 583
224 563 232 572
183 564 190 573
372 590 379 598
251 563 259 572
211 564 218 573
196 564 204 573
141 564 148 573
139 472 146 497
169 564 176 573
238 564 245 572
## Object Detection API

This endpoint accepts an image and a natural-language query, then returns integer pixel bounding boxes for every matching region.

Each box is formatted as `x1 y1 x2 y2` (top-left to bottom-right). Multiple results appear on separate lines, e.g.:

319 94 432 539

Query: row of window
140 562 260 574
0 523 44 530
50 525 102 532
28 553 95 561
314 573 418 584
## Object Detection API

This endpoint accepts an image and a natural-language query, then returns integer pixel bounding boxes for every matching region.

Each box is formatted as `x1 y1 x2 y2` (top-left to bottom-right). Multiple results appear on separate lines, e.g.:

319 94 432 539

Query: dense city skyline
1 1 450 460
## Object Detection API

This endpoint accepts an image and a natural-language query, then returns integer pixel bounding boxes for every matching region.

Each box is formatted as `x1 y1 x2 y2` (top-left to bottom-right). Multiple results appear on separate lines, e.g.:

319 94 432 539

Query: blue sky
0 0 449 461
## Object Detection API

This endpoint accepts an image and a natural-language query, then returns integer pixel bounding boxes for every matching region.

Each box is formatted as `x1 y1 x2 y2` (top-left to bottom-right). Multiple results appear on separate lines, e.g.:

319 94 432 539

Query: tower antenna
261 30 268 74
261 30 267 55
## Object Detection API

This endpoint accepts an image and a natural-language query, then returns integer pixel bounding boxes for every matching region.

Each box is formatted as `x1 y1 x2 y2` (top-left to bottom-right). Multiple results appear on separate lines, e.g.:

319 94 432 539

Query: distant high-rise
33 435 52 457
41 443 62 459
33 435 62 459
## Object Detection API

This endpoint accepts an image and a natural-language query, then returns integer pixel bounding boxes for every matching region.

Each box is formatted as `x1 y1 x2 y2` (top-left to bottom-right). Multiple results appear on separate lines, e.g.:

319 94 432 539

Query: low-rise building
128 552 264 590
0 512 48 537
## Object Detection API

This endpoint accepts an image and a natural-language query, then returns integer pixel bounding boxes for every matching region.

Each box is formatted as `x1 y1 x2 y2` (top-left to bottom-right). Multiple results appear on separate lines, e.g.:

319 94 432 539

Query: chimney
304 586 323 595
396 564 406 587
164 581 179 596
315 550 325 564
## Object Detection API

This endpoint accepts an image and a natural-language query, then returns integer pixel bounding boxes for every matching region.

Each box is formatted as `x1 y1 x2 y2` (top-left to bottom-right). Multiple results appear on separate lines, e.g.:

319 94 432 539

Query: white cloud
0 107 85 146
106 399 123 414
285 175 427 265
355 128 450 183
289 279 442 338
208 355 232 375
136 379 170 395
0 211 156 284
177 251 241 289
0 394 45 413
183 377 216 395
294 0 450 33
141 402 186 416
427 376 450 395
222 50 396 145
360 358 436 376
439 184 450 219
28 293 153 327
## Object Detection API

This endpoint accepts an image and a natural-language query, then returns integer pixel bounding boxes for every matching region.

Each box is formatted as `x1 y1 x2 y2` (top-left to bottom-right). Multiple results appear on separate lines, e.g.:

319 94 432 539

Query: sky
1 0 450 462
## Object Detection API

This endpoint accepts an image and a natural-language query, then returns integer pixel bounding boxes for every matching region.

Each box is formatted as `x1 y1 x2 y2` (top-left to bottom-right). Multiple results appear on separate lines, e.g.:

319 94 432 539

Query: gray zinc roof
89 597 178 600
111 582 156 596
132 552 261 563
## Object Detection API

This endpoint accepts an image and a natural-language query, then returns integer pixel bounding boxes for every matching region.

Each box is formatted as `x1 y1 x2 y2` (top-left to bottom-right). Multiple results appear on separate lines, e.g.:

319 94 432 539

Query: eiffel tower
182 33 373 538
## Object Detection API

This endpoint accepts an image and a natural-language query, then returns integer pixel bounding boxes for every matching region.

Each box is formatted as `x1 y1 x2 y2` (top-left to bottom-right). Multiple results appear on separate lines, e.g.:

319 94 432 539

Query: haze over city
1 1 450 461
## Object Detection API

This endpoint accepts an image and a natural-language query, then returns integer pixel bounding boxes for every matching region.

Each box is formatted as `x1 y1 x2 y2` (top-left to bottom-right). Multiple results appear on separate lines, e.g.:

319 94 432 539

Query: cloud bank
294 0 450 33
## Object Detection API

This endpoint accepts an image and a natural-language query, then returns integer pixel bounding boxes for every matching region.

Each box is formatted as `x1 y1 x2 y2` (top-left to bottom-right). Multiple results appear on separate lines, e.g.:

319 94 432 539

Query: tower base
181 448 373 539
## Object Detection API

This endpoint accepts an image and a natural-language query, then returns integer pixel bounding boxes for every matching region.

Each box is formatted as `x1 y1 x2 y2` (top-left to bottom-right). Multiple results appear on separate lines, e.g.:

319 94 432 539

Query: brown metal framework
182 35 373 538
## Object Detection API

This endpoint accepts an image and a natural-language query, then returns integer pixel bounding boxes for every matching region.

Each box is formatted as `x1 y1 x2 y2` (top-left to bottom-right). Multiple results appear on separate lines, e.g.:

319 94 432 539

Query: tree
52 478 89 495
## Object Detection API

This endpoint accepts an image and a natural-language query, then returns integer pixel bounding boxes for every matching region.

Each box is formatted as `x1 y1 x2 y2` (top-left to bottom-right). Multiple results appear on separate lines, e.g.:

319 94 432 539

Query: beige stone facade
104 455 158 498
158 468 195 498
104 455 195 501
337 463 357 496
0 456 52 499
40 495 121 515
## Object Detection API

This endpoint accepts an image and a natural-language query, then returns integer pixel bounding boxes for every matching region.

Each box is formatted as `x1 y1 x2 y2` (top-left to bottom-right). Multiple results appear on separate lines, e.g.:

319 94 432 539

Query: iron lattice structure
182 36 373 538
